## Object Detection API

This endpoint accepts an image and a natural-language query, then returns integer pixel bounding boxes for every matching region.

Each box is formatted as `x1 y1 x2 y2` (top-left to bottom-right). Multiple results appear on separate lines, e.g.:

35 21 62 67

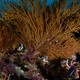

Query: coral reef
0 0 80 79
0 0 80 60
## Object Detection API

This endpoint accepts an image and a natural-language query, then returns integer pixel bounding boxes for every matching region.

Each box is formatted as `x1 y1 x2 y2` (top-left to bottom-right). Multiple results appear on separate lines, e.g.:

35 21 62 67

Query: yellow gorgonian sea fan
0 0 80 60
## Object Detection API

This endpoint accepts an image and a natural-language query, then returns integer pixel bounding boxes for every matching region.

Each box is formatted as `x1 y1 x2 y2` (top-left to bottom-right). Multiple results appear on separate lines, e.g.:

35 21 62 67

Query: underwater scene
0 0 80 80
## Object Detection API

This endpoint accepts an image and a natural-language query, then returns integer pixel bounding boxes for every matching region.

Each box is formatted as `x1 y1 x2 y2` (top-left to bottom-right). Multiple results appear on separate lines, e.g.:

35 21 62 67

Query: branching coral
0 0 80 60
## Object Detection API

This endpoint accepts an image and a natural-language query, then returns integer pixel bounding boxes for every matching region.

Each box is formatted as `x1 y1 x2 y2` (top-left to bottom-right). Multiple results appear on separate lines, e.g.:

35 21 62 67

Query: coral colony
0 0 80 80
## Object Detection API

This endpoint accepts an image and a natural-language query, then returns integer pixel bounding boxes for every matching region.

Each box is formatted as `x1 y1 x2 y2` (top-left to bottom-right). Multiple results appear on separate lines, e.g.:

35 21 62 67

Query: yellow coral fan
0 0 80 60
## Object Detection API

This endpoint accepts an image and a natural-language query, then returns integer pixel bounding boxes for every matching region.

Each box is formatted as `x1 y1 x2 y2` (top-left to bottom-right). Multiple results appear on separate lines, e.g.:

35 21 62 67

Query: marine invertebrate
0 0 80 60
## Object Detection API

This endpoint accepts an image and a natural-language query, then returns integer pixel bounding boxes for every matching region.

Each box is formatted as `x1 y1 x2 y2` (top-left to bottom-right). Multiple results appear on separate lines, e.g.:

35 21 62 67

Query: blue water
0 0 80 9
0 0 78 7
47 0 54 5
0 0 80 17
